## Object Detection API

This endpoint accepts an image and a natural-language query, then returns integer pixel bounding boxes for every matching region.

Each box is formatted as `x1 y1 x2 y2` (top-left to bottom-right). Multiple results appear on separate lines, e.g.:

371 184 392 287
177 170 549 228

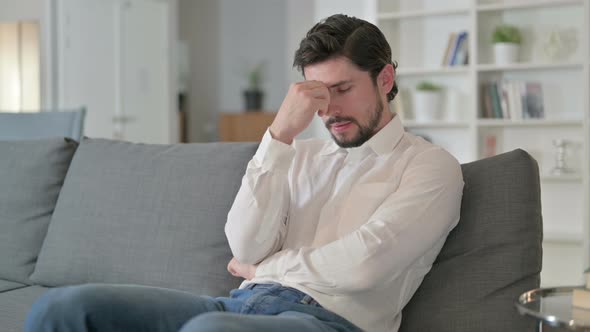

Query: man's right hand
269 81 330 145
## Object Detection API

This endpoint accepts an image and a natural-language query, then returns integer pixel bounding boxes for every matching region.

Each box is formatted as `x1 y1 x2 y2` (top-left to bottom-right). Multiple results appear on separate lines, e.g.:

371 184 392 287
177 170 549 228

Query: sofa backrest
0 109 86 141
31 139 258 296
400 149 542 332
0 138 78 284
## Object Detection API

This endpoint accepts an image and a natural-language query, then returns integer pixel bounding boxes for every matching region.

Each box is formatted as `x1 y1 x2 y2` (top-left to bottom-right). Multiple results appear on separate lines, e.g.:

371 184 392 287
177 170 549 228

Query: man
25 14 463 332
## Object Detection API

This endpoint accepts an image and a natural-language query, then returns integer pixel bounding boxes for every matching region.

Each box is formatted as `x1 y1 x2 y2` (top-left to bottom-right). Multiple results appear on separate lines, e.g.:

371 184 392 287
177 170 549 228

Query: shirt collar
364 113 404 156
319 113 404 157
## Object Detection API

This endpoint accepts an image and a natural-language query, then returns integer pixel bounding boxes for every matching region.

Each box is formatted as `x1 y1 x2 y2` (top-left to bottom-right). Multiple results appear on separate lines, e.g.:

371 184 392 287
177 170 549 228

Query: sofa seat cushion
0 285 49 332
31 139 258 296
0 138 77 284
0 280 26 293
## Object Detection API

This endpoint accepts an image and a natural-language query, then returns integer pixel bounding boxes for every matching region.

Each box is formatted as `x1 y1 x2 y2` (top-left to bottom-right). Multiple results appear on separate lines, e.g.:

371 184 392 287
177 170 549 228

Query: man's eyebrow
327 80 352 89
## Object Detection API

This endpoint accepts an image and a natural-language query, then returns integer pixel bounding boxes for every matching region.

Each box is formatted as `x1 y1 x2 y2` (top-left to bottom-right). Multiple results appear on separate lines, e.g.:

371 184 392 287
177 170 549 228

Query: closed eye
337 87 352 94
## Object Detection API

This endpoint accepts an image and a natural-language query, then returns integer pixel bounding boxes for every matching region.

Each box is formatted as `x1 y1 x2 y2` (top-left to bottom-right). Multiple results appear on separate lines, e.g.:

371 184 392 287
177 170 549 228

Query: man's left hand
227 257 257 280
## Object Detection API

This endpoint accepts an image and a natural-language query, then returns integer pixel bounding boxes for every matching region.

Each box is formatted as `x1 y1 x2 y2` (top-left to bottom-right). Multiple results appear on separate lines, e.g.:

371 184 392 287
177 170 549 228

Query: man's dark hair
293 14 398 102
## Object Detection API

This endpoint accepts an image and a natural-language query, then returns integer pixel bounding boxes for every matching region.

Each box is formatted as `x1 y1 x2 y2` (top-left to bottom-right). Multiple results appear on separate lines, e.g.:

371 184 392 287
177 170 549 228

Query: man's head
293 14 398 148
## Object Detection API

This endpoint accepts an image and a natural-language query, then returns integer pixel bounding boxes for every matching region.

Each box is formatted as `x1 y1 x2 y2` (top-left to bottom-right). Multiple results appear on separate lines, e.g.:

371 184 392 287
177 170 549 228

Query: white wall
218 0 287 113
314 0 376 23
0 0 42 20
178 0 377 141
180 0 289 141
285 0 314 85
178 0 219 142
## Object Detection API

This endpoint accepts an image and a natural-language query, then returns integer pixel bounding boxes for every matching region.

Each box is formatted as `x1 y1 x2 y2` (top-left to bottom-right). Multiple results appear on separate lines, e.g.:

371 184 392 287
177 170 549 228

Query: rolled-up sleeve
225 129 296 265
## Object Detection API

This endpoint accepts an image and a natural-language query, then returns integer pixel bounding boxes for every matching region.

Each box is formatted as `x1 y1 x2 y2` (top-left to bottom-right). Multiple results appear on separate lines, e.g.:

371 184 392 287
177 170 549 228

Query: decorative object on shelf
413 81 443 122
542 26 579 62
551 139 576 176
483 134 497 158
543 28 564 61
242 61 266 111
492 24 522 65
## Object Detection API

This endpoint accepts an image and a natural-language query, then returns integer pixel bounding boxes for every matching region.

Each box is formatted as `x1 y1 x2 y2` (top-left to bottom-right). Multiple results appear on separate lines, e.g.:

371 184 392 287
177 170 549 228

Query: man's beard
325 97 384 148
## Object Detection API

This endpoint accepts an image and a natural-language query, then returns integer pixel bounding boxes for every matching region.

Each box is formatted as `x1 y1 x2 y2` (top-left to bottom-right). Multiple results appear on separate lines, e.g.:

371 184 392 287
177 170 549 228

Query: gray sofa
0 137 542 331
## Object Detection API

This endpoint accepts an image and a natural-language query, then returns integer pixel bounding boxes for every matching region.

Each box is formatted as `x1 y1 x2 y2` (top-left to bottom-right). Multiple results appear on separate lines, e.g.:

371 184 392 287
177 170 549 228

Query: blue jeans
25 283 361 332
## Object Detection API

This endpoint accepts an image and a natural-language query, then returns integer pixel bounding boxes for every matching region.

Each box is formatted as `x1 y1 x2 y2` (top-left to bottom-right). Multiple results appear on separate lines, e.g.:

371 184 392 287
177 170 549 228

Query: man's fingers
312 94 330 112
299 80 326 89
309 86 330 99
227 257 248 278
227 258 237 274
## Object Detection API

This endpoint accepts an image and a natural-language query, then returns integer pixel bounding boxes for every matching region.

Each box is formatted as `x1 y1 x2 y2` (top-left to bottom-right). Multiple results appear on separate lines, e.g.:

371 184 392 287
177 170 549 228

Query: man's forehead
303 58 358 82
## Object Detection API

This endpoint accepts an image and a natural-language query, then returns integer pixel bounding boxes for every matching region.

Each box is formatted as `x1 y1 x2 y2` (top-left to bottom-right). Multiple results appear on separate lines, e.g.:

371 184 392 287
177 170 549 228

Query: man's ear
378 64 395 95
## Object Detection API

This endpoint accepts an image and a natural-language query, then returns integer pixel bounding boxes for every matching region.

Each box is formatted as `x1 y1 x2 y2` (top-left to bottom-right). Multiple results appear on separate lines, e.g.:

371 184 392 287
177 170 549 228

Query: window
0 21 40 112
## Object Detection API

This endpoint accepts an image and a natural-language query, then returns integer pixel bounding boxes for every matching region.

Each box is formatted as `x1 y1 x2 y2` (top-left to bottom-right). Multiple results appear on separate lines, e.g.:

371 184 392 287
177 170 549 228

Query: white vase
494 42 520 65
413 91 442 122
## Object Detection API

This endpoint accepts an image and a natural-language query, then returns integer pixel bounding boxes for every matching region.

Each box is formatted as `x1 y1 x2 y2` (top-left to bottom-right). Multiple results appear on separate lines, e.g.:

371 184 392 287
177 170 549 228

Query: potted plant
243 61 266 111
492 24 522 65
413 81 443 122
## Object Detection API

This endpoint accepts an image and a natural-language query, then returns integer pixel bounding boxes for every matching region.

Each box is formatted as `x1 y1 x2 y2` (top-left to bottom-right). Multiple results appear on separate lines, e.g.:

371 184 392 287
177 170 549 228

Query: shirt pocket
338 182 392 237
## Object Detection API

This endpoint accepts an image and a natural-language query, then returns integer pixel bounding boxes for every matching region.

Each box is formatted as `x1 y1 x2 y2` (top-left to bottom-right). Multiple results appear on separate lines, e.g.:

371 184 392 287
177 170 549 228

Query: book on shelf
442 31 468 67
480 84 493 119
442 32 457 66
479 80 544 120
489 82 503 119
525 82 544 119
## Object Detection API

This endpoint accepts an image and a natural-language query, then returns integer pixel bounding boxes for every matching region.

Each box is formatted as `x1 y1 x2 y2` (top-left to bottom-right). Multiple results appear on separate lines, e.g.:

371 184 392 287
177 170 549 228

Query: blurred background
1 0 590 288
0 0 374 144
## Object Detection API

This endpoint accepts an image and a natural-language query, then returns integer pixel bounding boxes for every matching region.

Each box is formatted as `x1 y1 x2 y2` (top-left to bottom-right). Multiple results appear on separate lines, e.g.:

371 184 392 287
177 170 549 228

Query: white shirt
225 115 464 332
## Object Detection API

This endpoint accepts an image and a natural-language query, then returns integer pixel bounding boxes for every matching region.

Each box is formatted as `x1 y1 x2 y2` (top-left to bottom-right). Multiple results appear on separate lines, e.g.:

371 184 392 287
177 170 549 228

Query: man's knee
180 312 244 332
24 284 108 331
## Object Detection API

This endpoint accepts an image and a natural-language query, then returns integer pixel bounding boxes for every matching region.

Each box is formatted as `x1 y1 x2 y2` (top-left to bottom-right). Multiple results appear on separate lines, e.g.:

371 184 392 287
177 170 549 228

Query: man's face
304 57 392 148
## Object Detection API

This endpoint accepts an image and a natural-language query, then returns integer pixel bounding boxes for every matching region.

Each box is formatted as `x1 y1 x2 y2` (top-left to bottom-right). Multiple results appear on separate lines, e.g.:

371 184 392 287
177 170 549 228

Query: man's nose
320 103 341 117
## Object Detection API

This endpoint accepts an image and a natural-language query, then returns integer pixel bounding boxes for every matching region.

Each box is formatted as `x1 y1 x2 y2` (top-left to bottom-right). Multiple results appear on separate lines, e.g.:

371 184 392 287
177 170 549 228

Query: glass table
516 286 590 331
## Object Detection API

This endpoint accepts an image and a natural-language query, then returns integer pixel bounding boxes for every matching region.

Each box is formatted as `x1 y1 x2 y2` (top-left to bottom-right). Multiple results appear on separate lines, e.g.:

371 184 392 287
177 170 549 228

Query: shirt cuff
254 129 296 172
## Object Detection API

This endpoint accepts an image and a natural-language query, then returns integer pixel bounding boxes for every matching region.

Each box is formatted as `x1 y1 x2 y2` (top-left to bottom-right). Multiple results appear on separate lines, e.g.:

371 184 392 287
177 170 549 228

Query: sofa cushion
0 138 77 284
31 139 258 296
399 149 542 332
0 285 49 332
0 280 26 293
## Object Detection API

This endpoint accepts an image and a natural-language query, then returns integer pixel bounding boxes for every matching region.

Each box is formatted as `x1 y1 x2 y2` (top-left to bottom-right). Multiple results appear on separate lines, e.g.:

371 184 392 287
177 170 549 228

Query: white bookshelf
477 119 584 127
403 120 470 128
378 8 470 20
476 61 584 72
476 0 583 12
397 66 470 76
541 174 583 182
375 0 590 287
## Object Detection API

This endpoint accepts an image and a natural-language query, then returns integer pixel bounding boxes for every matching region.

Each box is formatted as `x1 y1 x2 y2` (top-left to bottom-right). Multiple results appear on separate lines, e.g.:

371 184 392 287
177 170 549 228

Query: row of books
480 80 544 120
442 31 469 66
